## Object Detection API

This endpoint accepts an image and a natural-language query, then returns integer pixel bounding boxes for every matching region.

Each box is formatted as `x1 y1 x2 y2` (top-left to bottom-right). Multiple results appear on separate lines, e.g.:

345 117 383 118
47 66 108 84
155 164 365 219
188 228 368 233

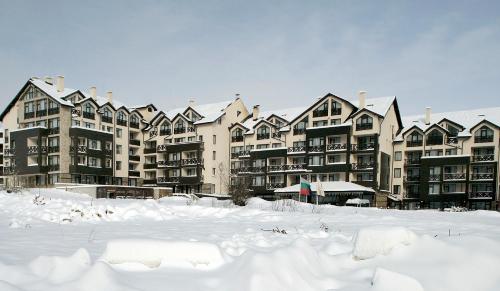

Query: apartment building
229 92 403 206
0 125 4 186
391 107 500 210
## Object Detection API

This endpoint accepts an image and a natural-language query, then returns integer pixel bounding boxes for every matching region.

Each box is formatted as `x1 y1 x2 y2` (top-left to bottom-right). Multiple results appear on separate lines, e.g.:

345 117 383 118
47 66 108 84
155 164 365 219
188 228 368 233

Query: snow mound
353 227 417 260
28 248 91 284
0 280 25 291
245 197 272 209
371 268 425 291
100 239 226 269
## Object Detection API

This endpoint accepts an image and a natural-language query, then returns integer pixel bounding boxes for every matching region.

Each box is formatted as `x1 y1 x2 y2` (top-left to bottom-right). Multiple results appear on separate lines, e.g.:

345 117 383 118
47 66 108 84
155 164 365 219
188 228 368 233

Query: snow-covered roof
192 100 233 124
350 96 396 117
30 79 75 107
396 106 500 141
274 181 375 193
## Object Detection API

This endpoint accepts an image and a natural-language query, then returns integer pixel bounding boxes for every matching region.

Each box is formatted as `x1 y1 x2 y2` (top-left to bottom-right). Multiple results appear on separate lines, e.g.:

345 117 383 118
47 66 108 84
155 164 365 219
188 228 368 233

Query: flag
300 178 311 196
316 181 325 197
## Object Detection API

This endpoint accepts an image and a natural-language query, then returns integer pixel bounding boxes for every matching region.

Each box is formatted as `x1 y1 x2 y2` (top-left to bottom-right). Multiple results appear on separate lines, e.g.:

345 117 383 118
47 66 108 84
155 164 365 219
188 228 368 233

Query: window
308 155 324 166
256 144 269 149
474 126 494 143
445 149 457 156
447 125 459 137
327 155 341 164
116 144 122 154
116 161 122 170
174 119 186 133
84 122 95 129
327 136 341 144
212 168 216 176
394 168 401 178
312 102 328 117
356 114 373 130
393 185 400 195
425 149 442 157
293 118 308 135
187 168 197 176
117 111 127 125
272 143 281 148
116 128 122 138
313 120 328 127
232 128 243 142
395 151 402 161
199 135 203 141
331 101 341 115
331 119 341 125
426 129 443 145
407 131 423 147
89 139 101 150
429 184 440 195
160 122 171 135
213 135 216 145
256 126 270 140
84 103 94 113
212 151 216 160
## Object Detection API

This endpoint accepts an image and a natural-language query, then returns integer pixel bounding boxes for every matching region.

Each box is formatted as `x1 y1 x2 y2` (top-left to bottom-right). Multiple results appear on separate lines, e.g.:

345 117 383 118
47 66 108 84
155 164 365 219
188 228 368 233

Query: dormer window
293 118 308 135
160 121 171 136
174 119 186 134
426 129 443 145
232 128 243 142
407 131 423 147
257 126 270 140
356 114 373 130
130 115 140 129
313 102 328 118
117 111 127 126
474 126 494 143
331 101 341 115
447 124 459 137
102 108 113 123
83 103 95 120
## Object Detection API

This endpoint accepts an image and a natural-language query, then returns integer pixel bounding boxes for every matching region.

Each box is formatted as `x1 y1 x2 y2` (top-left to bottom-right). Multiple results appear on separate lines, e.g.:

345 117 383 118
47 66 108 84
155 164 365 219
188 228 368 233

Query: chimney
44 76 53 85
252 105 260 121
358 91 367 109
89 86 97 99
189 99 196 107
56 76 64 92
106 91 113 104
425 107 431 125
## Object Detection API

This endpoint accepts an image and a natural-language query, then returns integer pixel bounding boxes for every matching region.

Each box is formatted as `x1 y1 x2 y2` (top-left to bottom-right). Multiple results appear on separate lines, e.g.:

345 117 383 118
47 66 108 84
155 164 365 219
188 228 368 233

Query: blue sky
0 0 499 115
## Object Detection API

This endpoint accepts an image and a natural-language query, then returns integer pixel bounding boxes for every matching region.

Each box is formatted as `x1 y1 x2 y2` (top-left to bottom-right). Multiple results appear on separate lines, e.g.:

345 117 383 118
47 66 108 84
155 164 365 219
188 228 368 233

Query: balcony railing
24 112 35 119
104 149 113 156
48 164 60 171
181 158 203 166
48 127 60 135
158 176 180 183
308 145 324 153
143 179 157 185
130 122 140 129
117 119 127 126
293 128 306 135
351 143 375 151
443 173 466 180
471 155 494 162
128 170 140 177
36 110 47 117
356 123 373 131
187 127 195 133
404 176 420 183
428 174 440 181
331 108 341 115
238 166 265 173
144 163 157 170
267 165 286 172
4 148 16 156
446 137 458 144
144 148 157 154
426 137 443 146
474 136 494 143
272 132 281 139
469 191 494 199
27 145 48 155
288 146 306 153
129 155 140 162
312 109 328 118
70 146 87 153
351 162 375 170
48 146 60 153
257 133 270 140
266 183 285 190
48 107 60 115
406 140 423 147
286 164 307 171
130 139 141 146
102 116 113 123
174 127 186 134
232 135 243 142
404 158 421 166
470 173 494 180
157 160 180 167
326 143 347 151
160 129 172 136
82 111 95 120
72 109 81 116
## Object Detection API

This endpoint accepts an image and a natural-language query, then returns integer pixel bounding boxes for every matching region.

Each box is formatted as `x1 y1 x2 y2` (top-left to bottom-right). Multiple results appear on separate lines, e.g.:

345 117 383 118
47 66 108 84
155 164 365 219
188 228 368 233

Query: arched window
117 111 127 126
257 126 270 140
331 101 342 115
102 108 112 123
160 121 171 135
174 119 186 134
426 129 443 145
474 126 494 143
313 102 328 117
407 131 423 147
130 115 140 128
356 114 373 130
293 118 308 135
232 128 243 142
83 103 95 119
84 103 94 113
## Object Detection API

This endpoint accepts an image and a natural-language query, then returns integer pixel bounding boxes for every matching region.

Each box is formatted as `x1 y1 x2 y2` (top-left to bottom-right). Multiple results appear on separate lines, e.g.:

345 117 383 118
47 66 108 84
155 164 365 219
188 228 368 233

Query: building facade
1 76 499 209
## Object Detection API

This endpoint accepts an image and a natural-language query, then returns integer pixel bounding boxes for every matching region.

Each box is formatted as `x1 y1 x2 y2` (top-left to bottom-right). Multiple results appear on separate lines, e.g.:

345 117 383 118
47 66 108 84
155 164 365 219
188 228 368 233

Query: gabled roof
349 96 396 118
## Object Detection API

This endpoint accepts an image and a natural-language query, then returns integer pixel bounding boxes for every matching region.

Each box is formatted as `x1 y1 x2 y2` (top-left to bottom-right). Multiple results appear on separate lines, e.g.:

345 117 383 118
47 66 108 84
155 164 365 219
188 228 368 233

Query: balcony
356 123 373 131
143 179 157 185
447 137 458 144
70 146 87 154
475 136 494 143
157 160 180 167
144 148 157 154
238 166 265 174
4 148 15 156
102 116 113 123
48 107 60 115
285 164 307 171
181 158 203 166
312 109 328 118
48 164 60 171
130 139 140 146
82 111 95 120
406 140 423 147
426 137 443 146
287 146 306 154
104 149 113 156
157 176 180 184
351 162 374 170
174 127 186 134
36 110 47 117
266 183 285 190
128 170 140 177
471 155 494 162
428 174 440 182
257 133 270 140
187 127 195 133
469 191 495 199
470 173 494 180
129 155 140 162
24 112 35 119
144 163 157 170
326 143 347 151
443 173 466 181
293 128 306 135
27 145 48 155
404 176 420 183
160 129 172 136
117 119 127 126
351 143 375 151
72 109 81 116
308 145 324 153
232 135 243 142
130 122 140 129
331 108 342 115
267 165 286 172
48 146 60 153
404 158 421 166
48 127 60 135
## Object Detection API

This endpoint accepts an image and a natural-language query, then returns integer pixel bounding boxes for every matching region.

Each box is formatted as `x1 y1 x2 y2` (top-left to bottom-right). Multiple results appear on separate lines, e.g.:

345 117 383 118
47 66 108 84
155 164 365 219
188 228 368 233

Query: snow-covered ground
1 189 500 291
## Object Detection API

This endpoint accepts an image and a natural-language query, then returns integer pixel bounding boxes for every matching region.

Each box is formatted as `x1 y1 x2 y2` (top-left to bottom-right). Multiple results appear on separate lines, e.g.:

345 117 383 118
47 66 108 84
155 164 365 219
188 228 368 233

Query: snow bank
353 227 417 260
245 197 272 209
100 239 226 269
29 248 91 284
371 268 425 291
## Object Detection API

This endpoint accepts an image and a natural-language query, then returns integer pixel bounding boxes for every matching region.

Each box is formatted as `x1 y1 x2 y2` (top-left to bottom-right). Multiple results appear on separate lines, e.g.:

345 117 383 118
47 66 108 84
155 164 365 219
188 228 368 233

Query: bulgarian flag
299 178 311 196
